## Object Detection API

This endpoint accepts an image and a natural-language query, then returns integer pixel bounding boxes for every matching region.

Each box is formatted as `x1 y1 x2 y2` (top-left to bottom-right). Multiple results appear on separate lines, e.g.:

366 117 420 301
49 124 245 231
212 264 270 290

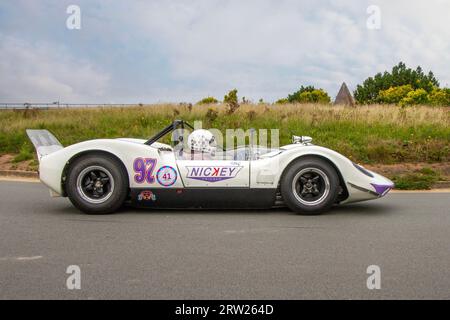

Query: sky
0 0 449 104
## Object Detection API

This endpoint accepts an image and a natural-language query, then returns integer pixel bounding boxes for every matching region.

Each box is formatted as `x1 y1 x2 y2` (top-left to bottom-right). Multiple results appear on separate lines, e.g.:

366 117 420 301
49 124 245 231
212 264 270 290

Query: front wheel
281 157 340 215
65 154 128 214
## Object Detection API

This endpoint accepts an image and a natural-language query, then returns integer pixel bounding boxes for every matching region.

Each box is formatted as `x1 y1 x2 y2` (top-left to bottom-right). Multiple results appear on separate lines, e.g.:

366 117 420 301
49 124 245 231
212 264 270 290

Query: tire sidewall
281 157 339 214
66 155 128 214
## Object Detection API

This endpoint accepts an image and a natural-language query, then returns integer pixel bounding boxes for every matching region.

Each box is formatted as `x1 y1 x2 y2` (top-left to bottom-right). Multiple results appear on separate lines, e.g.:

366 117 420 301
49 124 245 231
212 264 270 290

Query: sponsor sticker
186 166 242 182
137 190 156 201
156 166 177 187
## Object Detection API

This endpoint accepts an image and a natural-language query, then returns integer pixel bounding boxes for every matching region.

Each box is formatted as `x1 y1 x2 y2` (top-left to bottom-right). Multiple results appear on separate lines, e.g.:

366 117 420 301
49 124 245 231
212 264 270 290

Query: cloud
0 34 110 103
0 0 449 102
123 0 450 100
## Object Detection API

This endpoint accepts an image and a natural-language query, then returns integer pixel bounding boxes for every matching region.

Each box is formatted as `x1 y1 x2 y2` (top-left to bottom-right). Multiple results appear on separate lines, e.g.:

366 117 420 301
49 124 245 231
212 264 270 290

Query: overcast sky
0 0 449 103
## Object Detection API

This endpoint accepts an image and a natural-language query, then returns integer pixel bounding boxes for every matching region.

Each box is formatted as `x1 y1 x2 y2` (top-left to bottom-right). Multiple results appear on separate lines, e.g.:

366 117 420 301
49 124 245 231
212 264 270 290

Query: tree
287 86 331 104
224 89 240 114
354 62 439 104
287 85 314 102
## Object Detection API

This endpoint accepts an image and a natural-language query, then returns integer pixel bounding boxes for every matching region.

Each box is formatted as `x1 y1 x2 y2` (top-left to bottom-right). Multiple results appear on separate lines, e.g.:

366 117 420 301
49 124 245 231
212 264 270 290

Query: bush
13 144 34 163
429 88 450 106
224 89 238 105
224 89 240 114
400 88 429 106
287 86 331 104
205 108 218 124
287 85 314 102
392 168 440 190
275 98 289 104
303 89 331 103
377 85 450 106
377 85 413 104
197 97 219 105
354 62 439 104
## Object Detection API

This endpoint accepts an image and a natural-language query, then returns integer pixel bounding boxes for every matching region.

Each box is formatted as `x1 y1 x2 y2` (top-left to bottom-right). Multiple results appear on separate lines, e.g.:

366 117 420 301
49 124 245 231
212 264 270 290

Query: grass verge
0 103 449 164
391 167 441 190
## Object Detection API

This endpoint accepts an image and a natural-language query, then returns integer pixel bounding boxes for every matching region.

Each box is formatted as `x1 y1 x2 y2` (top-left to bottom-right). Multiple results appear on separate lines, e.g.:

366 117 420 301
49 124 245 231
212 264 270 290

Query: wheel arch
61 150 129 197
279 154 349 203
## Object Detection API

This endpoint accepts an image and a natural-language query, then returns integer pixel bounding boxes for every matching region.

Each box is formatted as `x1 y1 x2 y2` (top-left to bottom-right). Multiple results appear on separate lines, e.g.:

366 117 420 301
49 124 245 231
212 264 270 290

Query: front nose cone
371 183 394 196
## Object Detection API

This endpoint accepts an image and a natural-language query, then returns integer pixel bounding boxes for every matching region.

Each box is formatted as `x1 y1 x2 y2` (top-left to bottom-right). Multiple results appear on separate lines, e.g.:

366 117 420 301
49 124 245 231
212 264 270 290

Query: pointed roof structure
334 82 355 106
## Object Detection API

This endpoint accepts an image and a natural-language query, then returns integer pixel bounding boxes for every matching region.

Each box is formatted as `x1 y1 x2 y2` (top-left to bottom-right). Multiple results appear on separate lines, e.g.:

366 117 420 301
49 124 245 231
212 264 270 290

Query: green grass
392 167 441 190
12 144 34 163
0 103 449 164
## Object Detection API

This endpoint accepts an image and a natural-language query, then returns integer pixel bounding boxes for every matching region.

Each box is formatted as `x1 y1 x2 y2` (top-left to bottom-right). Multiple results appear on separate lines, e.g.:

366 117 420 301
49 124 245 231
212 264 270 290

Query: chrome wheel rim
76 166 115 204
292 168 330 206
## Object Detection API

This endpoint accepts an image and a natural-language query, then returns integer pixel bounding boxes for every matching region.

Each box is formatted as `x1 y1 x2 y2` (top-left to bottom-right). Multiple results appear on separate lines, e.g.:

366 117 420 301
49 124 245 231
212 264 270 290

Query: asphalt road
0 181 449 300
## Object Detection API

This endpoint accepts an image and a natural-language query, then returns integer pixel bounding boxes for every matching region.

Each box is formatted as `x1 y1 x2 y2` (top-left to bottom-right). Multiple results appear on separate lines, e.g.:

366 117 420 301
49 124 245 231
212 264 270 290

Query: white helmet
187 129 216 154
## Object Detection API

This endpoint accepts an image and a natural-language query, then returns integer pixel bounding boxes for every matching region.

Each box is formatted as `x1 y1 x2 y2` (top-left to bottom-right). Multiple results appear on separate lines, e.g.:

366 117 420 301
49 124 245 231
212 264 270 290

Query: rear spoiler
26 129 63 161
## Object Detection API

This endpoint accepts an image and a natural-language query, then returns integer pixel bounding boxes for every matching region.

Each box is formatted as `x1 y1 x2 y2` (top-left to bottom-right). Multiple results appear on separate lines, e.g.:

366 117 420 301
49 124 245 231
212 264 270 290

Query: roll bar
144 120 194 146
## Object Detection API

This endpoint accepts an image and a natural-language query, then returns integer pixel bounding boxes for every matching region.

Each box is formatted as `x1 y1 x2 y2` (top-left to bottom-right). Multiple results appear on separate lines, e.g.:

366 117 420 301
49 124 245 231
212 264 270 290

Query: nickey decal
186 166 243 182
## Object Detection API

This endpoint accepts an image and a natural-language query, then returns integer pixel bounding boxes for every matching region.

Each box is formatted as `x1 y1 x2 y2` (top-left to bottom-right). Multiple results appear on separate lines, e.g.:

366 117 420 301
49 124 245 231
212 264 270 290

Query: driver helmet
187 129 216 155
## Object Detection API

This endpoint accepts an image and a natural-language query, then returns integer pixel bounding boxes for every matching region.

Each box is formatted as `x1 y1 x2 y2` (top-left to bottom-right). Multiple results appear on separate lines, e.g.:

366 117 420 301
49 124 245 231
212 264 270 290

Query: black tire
281 157 340 215
65 154 128 214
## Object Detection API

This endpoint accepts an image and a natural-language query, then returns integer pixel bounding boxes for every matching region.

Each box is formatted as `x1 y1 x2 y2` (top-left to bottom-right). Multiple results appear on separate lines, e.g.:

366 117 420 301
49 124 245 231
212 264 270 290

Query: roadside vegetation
1 62 449 189
0 103 448 165
391 167 441 190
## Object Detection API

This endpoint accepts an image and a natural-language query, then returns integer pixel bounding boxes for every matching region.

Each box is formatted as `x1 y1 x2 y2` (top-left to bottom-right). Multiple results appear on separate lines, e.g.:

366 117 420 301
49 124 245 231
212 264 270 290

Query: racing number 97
133 158 157 184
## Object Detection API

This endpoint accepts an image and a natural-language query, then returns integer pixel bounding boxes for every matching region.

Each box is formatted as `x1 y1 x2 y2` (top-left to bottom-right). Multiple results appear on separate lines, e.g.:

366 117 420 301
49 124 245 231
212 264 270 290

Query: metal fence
0 103 144 110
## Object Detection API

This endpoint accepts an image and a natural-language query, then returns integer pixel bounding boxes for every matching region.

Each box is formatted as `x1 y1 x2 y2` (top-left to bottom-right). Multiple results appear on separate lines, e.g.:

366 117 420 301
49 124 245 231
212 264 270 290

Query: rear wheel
281 157 340 215
66 154 128 214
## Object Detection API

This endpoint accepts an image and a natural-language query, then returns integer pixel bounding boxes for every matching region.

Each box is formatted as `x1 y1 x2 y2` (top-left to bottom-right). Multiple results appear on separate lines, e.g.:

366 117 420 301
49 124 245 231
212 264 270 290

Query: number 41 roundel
156 166 177 187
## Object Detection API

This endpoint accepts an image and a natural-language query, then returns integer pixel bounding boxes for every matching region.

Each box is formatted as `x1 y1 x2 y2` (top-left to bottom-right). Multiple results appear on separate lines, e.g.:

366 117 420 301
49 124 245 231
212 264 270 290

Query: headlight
352 162 374 178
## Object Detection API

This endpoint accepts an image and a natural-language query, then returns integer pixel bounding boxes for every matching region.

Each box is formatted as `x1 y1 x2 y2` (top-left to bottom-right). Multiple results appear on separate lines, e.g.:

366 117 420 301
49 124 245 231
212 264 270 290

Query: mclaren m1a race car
26 120 394 215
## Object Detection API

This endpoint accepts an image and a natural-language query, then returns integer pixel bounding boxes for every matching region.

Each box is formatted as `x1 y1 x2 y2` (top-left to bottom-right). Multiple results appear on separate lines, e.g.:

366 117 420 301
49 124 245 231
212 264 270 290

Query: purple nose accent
371 183 394 196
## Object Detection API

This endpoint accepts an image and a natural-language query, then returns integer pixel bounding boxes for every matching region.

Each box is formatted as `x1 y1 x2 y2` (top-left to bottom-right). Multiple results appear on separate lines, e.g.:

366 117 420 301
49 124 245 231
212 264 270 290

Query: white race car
27 120 394 215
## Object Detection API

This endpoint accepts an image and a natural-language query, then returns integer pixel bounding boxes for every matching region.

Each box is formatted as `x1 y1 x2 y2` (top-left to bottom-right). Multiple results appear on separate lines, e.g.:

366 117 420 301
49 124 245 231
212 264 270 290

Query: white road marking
17 256 43 261
0 256 43 261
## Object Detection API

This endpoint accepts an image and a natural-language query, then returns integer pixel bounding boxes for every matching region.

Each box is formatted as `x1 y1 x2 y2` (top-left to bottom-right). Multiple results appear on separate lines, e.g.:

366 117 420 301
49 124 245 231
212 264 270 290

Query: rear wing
26 129 63 161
